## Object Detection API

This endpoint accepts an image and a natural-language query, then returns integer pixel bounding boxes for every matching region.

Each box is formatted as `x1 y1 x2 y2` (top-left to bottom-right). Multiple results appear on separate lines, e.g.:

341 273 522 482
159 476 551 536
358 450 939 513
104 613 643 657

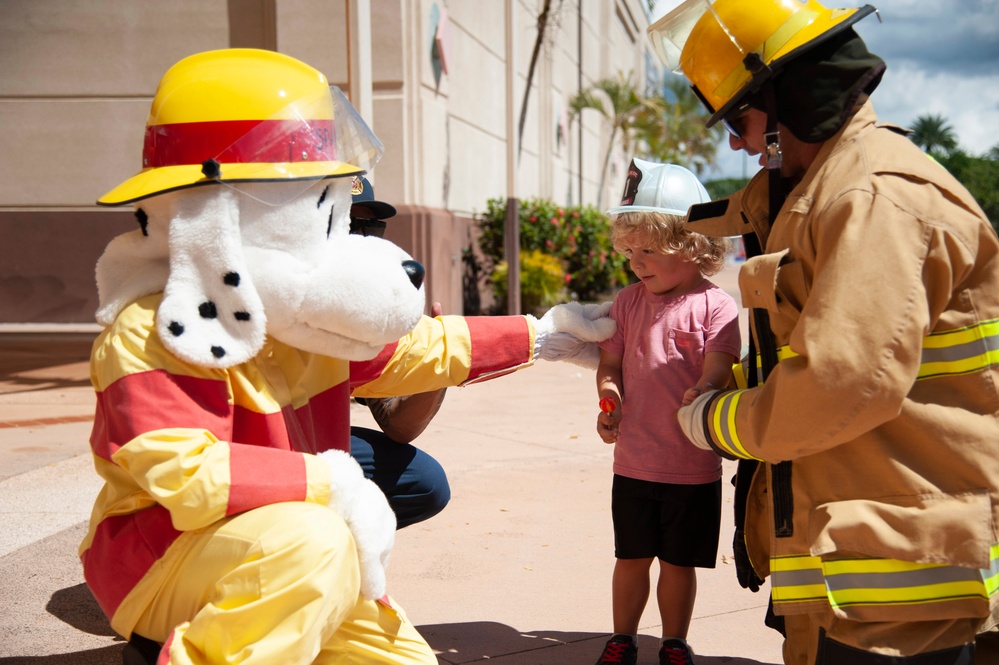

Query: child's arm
596 348 624 443
682 350 737 406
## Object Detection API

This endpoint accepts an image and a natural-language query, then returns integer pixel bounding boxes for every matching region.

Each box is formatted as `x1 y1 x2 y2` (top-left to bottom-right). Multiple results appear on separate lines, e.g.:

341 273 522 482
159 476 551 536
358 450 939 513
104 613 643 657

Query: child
594 158 740 665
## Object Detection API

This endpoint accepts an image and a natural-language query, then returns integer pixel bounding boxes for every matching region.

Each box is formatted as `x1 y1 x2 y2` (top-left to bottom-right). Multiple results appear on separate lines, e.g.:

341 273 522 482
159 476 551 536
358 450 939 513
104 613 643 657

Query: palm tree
568 72 668 205
909 114 958 155
632 75 722 176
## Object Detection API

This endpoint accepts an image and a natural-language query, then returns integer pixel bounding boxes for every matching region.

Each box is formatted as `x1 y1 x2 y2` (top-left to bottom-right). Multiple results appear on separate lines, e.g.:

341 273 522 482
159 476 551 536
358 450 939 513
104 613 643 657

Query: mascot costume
79 48 614 665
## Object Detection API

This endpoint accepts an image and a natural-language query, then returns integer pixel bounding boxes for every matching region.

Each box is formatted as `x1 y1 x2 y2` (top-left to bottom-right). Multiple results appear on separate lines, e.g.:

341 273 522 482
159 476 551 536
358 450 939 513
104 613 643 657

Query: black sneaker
659 638 695 665
595 635 638 665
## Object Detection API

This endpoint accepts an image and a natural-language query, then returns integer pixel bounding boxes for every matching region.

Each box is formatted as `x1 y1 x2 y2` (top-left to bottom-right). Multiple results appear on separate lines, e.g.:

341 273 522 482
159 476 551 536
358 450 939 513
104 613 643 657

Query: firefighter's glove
319 450 396 600
676 389 719 451
733 527 764 593
530 301 616 370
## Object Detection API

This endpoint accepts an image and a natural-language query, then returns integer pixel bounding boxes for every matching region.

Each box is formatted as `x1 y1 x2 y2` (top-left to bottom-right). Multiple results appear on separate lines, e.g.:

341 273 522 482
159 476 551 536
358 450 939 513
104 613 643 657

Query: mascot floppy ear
151 186 267 368
94 221 170 327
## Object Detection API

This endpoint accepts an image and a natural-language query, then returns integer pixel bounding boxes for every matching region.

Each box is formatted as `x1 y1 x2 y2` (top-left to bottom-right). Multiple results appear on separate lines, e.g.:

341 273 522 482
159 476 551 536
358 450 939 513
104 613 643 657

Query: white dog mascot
78 49 614 665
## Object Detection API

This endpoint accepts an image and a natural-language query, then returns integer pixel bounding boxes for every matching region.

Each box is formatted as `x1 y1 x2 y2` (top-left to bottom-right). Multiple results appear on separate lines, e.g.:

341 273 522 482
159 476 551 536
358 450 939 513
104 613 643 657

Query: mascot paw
531 302 616 369
318 450 397 600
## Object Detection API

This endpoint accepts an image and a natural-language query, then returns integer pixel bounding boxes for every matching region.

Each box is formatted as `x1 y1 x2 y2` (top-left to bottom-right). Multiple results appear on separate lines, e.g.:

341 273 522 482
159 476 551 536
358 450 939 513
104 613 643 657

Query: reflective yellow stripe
919 319 999 379
721 320 998 459
732 319 999 389
709 389 760 460
986 544 999 596
770 546 999 609
770 555 827 603
731 346 799 389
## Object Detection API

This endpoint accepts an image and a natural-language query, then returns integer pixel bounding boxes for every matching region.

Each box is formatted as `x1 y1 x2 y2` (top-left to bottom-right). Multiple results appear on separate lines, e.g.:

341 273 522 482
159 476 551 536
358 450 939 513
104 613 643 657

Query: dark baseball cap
350 176 397 220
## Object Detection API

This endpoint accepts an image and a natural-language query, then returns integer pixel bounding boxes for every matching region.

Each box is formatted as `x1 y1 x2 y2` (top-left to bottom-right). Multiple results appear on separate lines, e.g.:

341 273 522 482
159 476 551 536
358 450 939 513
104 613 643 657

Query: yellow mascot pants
124 502 436 664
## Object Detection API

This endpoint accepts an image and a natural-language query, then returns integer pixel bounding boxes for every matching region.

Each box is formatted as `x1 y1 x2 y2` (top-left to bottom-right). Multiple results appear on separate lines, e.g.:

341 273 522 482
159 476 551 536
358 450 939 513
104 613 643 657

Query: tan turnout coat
698 102 999 624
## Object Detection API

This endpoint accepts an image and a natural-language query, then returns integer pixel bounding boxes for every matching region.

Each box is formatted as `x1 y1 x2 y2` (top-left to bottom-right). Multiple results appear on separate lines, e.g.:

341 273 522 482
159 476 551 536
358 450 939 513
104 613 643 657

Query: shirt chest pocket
666 329 704 368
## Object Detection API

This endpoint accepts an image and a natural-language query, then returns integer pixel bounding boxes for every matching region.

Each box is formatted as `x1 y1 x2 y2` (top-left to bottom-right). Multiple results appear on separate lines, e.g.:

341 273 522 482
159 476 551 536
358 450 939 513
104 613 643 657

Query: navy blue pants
350 427 451 529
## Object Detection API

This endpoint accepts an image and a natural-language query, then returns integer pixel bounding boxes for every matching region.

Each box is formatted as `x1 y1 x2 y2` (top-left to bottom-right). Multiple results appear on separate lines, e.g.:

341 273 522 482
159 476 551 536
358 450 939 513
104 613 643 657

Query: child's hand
596 403 620 444
682 387 703 406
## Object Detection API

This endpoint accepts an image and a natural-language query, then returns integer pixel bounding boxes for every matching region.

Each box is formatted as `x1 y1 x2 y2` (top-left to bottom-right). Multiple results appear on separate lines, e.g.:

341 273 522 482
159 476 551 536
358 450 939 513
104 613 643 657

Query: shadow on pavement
47 583 116 637
420 621 779 664
0 645 122 665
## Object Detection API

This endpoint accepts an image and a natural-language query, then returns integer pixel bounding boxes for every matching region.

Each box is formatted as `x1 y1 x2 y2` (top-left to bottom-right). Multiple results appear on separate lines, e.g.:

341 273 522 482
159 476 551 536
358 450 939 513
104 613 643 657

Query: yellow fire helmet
98 48 383 206
648 0 877 129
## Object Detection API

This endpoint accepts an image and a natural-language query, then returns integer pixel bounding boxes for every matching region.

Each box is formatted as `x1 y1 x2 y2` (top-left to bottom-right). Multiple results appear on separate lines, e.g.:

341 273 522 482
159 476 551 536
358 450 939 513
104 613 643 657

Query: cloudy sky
649 0 999 180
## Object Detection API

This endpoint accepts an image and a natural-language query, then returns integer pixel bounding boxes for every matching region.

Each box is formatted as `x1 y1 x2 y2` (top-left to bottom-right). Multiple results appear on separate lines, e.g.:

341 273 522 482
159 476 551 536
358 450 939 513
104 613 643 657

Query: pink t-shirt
599 279 740 484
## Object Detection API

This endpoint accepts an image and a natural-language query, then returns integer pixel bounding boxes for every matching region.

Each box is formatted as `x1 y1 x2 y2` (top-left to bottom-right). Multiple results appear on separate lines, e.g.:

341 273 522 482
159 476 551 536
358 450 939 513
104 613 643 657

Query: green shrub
491 250 567 316
476 198 630 305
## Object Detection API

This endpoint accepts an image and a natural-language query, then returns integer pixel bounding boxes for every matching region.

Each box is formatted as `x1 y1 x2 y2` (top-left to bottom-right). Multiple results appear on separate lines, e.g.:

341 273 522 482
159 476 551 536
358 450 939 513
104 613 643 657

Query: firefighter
648 0 999 663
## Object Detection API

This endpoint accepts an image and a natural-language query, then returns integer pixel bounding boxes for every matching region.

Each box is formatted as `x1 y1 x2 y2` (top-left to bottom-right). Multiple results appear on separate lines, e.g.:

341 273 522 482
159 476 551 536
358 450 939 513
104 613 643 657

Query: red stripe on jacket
465 316 532 381
81 507 180 620
227 444 308 515
91 370 233 462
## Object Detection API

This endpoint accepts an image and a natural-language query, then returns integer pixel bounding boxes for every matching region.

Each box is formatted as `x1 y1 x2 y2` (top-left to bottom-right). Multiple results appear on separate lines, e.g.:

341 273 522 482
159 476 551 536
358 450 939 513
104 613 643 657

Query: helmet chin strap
760 82 785 224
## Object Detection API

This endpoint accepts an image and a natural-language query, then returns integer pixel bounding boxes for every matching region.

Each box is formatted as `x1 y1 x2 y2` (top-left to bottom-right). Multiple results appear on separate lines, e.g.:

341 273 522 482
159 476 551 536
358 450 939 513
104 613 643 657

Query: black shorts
611 474 721 568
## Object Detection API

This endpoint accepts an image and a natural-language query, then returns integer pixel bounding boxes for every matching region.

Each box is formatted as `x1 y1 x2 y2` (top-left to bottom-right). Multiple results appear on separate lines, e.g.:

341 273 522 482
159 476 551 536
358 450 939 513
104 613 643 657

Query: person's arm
682 351 737 405
596 348 624 444
366 389 447 443
361 302 446 443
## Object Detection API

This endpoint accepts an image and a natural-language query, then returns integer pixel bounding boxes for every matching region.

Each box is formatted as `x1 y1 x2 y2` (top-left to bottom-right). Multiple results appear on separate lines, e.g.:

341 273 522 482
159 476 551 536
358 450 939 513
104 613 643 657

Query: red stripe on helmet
142 119 337 168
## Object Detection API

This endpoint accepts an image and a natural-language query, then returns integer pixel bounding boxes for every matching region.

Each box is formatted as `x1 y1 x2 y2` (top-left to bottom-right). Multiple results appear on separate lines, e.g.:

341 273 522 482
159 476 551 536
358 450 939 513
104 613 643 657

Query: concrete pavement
1 263 994 663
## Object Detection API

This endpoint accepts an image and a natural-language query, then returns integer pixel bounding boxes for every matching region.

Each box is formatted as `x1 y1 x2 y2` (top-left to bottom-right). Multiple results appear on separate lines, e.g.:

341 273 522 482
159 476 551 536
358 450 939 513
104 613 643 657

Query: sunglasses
721 102 753 140
349 216 388 238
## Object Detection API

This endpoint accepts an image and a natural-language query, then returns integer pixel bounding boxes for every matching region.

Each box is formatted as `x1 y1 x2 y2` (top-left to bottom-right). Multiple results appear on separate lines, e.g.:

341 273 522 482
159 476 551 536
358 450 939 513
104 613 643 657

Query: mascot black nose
402 260 425 290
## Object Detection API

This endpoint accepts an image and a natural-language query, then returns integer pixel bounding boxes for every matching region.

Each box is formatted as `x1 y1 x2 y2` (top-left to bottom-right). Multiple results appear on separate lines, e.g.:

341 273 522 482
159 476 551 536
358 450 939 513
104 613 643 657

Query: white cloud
650 0 999 180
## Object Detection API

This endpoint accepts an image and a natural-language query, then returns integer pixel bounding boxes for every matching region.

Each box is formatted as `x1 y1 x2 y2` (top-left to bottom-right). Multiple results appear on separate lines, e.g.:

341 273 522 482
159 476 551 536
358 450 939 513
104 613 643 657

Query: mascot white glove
530 301 616 370
318 450 396 600
676 389 720 451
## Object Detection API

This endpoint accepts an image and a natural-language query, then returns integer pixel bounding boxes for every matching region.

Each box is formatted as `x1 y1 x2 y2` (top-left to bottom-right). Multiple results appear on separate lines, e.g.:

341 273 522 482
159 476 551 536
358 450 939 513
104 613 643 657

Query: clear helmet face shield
209 85 385 206
647 0 761 130
647 0 716 76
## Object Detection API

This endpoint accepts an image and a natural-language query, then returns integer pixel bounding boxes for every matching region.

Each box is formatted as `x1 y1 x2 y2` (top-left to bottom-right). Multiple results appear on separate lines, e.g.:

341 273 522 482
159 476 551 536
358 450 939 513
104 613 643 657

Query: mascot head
94 49 426 367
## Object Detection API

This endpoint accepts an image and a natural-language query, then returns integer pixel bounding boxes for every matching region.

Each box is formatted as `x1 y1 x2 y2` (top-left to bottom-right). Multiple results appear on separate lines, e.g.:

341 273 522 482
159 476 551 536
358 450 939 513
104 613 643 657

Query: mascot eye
316 186 328 209
327 203 335 238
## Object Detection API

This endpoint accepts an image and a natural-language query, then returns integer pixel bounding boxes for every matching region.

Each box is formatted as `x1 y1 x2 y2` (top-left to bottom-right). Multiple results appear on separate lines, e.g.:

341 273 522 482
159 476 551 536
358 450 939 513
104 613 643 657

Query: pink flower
529 216 538 223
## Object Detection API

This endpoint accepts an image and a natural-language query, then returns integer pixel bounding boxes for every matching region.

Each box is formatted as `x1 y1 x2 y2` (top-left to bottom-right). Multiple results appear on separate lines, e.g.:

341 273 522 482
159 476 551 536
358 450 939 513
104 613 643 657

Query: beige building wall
0 0 653 325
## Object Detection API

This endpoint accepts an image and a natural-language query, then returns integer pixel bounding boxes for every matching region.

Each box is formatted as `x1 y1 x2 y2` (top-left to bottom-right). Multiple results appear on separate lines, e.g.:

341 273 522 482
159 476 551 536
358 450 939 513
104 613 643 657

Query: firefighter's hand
319 450 396 600
733 528 764 593
676 389 718 451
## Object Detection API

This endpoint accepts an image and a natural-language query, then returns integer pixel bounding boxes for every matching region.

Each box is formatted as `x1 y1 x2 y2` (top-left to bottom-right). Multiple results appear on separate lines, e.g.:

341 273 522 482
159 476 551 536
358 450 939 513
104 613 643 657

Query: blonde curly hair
609 210 730 276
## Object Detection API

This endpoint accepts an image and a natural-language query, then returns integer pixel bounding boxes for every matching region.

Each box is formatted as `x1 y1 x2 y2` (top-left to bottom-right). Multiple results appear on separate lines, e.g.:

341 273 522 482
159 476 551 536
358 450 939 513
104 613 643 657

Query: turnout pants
783 611 978 664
